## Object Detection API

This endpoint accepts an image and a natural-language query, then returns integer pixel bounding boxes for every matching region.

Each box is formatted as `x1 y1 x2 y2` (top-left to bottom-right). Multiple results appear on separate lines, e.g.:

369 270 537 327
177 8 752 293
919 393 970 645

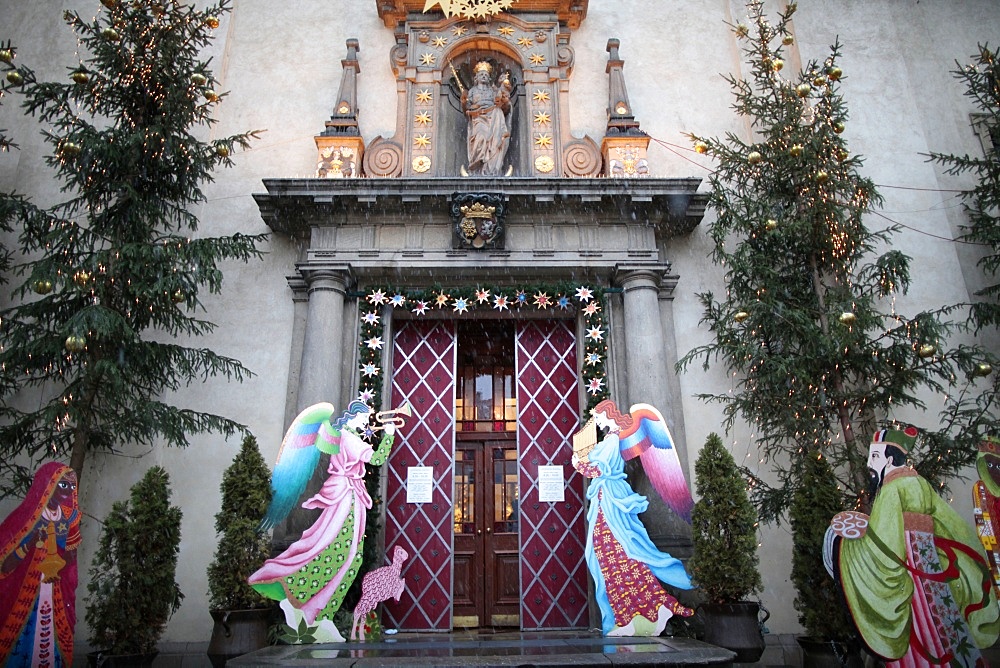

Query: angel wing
258 402 336 531
618 403 694 524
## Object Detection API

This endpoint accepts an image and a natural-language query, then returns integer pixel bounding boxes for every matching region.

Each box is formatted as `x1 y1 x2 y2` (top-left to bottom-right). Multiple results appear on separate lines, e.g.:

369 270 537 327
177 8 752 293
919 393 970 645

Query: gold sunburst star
532 89 550 102
420 52 437 65
415 111 432 126
534 133 553 148
432 36 448 48
452 25 469 36
517 37 534 48
497 26 515 36
414 133 432 147
416 89 433 103
529 53 545 65
534 111 551 126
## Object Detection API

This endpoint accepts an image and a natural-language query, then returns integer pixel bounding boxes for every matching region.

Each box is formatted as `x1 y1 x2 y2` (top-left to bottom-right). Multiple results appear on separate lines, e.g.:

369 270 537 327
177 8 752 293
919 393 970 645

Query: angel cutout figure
249 400 396 643
572 399 694 637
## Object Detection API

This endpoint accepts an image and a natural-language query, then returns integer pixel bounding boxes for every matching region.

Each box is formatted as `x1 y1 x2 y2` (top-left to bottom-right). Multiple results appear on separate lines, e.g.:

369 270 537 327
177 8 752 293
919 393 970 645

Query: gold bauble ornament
838 311 856 325
918 344 936 358
33 279 53 295
205 15 220 29
191 73 208 86
73 270 90 286
833 121 846 134
772 59 784 72
0 49 12 64
734 23 749 38
782 35 794 46
733 311 750 323
203 89 219 102
813 76 827 86
101 0 118 7
975 362 993 377
6 70 23 86
827 66 843 81
765 219 778 231
59 141 81 157
71 70 89 84
101 27 120 41
836 148 849 162
172 289 185 304
694 141 708 154
789 144 803 157
796 83 812 97
65 335 86 353
815 170 829 183
747 151 763 165
215 144 230 157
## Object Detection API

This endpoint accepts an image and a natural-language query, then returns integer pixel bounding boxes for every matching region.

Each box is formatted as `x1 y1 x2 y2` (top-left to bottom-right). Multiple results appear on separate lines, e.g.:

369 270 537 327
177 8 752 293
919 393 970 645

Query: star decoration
575 286 594 302
358 388 375 404
497 26 515 36
362 311 380 325
517 37 534 49
415 111 433 126
452 25 469 36
493 294 509 311
583 302 602 315
534 133 553 148
476 288 491 303
365 336 384 350
361 363 380 378
367 289 387 305
515 290 528 305
586 326 605 341
587 377 606 395
557 295 571 310
420 52 437 65
435 292 451 308
391 294 407 307
414 134 432 147
534 111 551 126
533 291 551 309
532 89 550 102
585 352 603 367
416 89 433 103
432 36 448 48
453 297 469 314
412 300 429 315
529 53 545 65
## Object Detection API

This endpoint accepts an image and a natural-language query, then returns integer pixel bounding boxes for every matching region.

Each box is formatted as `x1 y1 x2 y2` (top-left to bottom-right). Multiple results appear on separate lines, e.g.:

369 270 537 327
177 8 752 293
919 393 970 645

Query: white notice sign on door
537 465 565 502
406 466 434 504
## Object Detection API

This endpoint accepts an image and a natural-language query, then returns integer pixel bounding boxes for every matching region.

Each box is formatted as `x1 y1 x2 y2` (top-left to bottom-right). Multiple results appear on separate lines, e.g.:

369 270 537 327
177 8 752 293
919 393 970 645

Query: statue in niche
461 60 512 176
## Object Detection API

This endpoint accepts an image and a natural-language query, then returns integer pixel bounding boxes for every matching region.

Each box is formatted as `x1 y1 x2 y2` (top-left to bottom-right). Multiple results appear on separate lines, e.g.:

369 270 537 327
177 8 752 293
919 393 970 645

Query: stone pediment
377 0 588 29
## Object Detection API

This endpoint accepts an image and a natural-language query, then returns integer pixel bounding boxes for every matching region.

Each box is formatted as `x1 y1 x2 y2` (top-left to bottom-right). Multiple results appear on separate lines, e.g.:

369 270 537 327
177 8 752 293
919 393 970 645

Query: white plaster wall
1 0 999 643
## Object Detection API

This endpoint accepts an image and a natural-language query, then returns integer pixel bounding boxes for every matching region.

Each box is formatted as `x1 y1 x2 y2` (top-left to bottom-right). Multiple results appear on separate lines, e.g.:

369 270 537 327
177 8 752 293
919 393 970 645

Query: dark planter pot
699 601 768 663
207 608 272 668
86 651 158 668
796 636 865 668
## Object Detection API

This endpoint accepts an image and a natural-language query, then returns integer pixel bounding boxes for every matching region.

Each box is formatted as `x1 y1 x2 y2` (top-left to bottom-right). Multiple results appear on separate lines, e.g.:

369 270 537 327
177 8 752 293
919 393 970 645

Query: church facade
1 0 998 646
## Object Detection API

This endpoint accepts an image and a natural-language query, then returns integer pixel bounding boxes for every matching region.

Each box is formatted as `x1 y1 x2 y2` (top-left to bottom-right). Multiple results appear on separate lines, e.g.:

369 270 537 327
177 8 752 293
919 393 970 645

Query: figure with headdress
827 426 1000 667
462 60 512 176
973 436 1000 602
249 400 396 642
0 462 81 667
571 399 694 636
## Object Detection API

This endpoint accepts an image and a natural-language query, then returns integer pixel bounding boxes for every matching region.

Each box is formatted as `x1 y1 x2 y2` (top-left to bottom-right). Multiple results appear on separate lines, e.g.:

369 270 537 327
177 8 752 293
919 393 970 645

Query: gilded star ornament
414 133 432 147
415 111 433 126
420 52 437 65
534 133 553 148
497 26 515 36
533 111 551 126
432 36 448 48
532 89 550 102
452 25 469 36
529 53 545 65
516 37 534 49
416 89 433 103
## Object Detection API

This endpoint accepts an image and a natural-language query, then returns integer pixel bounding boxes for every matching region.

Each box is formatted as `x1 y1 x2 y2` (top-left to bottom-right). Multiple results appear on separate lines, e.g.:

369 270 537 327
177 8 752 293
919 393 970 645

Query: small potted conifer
86 466 184 667
689 432 766 662
790 452 862 667
206 435 275 667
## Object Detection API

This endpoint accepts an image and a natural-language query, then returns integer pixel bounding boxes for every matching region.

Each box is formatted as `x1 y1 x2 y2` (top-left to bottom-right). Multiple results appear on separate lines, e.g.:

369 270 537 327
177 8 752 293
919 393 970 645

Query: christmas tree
0 0 265 494
678 0 997 522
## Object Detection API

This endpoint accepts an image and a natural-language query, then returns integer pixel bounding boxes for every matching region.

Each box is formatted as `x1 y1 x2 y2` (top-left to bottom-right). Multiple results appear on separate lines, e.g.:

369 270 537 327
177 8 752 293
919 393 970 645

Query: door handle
477 529 482 535
486 527 492 534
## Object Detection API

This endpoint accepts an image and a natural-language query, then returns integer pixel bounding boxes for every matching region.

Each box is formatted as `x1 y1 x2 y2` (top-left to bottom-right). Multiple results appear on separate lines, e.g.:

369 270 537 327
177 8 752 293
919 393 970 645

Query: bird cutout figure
350 545 408 642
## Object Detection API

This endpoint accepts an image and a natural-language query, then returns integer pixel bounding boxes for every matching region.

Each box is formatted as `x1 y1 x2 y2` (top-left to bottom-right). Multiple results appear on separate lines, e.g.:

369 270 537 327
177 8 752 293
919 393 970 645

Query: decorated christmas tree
0 0 265 494
678 0 997 522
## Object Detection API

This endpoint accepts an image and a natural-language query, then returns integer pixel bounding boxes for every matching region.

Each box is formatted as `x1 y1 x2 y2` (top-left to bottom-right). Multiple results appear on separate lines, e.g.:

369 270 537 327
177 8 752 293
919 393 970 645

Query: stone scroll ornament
0 462 81 667
350 545 408 642
248 401 399 643
571 400 694 637
973 437 1000 602
826 426 1000 667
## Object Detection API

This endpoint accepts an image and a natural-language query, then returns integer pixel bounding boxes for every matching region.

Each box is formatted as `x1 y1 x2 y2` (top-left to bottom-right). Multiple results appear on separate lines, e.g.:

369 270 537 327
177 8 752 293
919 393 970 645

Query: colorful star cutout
516 37 534 48
415 111 432 126
493 294 509 311
358 388 375 404
435 292 450 308
587 377 606 395
420 52 437 65
529 53 545 65
416 89 433 103
557 295 571 310
585 352 603 367
534 111 551 126
583 302 601 315
391 294 407 307
515 290 528 305
365 336 384 350
586 326 605 341
414 134 432 147
532 89 550 102
361 363 380 377
533 292 551 309
412 300 429 315
452 25 469 36
453 297 469 314
497 26 515 36
362 311 380 325
476 288 491 303
534 133 553 148
367 289 387 305
575 286 594 302
432 36 448 48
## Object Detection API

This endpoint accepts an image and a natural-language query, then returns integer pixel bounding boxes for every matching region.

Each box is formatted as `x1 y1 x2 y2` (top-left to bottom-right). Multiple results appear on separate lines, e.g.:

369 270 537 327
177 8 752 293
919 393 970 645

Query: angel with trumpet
249 400 410 642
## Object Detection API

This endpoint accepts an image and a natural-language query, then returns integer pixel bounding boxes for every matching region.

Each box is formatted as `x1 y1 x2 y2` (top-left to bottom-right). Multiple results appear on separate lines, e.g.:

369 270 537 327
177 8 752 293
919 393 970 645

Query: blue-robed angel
248 400 395 642
571 399 694 636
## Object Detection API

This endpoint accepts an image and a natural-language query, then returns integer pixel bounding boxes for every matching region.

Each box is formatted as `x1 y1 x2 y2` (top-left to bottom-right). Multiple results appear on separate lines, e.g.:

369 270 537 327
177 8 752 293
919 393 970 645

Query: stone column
295 268 351 411
619 267 671 409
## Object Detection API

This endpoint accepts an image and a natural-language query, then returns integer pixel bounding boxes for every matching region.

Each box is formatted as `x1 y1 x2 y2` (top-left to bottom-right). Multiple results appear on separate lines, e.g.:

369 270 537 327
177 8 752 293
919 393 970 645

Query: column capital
614 264 673 291
295 265 353 294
